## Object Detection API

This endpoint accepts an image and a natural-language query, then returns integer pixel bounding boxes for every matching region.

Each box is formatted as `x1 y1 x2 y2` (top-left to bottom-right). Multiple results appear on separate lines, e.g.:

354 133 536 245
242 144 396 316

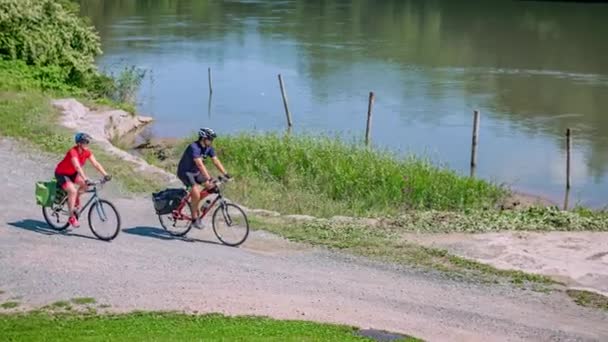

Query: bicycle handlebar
209 175 233 188
86 178 111 187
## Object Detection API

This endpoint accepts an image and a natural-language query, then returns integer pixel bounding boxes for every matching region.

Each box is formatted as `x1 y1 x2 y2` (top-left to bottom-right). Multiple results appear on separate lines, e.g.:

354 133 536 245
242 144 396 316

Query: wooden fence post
566 128 571 190
470 110 480 177
207 93 213 119
208 67 213 95
365 91 375 147
278 74 293 128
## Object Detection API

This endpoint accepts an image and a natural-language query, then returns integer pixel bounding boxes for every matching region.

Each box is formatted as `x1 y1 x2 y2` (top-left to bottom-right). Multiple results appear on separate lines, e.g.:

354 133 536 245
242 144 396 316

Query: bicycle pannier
35 180 58 207
152 188 187 215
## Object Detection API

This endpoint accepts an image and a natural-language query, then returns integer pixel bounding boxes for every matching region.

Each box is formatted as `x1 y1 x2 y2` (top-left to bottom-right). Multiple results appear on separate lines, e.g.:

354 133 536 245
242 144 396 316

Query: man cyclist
55 133 112 228
177 128 230 228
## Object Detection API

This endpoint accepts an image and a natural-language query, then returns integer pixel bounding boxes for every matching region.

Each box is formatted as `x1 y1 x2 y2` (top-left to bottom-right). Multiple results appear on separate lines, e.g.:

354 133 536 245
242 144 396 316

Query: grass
1 301 20 309
567 290 608 311
386 207 608 233
48 301 71 309
251 216 555 286
0 311 420 341
71 297 96 305
148 133 508 218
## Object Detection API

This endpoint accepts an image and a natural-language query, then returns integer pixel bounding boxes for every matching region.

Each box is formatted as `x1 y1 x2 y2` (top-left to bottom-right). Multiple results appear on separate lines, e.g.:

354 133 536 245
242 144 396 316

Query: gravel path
0 138 606 342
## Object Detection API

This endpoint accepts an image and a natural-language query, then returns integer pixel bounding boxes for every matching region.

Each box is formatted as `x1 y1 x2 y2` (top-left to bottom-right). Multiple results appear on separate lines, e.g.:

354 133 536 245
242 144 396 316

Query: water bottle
201 199 211 212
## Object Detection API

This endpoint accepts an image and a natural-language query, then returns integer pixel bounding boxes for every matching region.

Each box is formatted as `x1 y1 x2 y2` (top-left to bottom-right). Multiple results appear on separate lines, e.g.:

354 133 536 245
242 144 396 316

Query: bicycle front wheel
88 199 121 241
212 203 249 247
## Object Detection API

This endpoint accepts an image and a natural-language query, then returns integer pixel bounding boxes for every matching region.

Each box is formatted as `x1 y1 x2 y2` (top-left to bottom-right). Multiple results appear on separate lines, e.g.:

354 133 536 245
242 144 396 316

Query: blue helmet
75 132 92 144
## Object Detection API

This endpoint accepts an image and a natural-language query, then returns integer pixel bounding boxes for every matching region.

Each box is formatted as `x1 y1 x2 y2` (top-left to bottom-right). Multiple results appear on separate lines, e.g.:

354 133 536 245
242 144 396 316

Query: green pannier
35 179 58 207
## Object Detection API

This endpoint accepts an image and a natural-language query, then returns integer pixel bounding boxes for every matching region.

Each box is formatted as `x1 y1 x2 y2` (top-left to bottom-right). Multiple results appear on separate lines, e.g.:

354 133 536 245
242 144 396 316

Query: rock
104 109 153 141
330 215 379 227
330 215 355 222
52 99 88 123
247 209 281 217
283 214 316 222
51 98 153 144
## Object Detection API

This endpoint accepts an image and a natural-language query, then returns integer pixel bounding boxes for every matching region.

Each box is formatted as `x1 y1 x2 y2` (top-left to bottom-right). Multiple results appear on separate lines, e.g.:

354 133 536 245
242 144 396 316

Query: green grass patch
567 290 608 311
49 301 71 309
149 133 507 217
1 301 20 309
70 297 96 305
252 216 555 286
0 311 401 341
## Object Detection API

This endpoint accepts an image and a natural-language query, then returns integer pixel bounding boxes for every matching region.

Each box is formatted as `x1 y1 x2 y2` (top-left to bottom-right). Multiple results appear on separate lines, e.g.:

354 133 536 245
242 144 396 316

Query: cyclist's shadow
122 226 221 245
7 219 98 241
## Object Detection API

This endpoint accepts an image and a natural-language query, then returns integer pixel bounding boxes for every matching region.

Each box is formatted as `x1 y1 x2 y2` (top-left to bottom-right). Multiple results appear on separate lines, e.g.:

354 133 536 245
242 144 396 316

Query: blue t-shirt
177 141 216 175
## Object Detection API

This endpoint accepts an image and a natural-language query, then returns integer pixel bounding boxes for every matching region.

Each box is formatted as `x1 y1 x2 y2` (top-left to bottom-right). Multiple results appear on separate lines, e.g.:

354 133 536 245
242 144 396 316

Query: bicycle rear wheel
159 201 193 237
212 203 249 247
42 200 70 231
88 199 121 241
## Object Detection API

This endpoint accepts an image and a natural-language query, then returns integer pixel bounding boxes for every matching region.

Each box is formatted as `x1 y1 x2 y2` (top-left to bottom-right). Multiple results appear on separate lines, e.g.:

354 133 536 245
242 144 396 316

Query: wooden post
470 110 480 177
278 74 293 128
566 128 571 189
207 93 213 119
208 67 213 95
365 91 375 147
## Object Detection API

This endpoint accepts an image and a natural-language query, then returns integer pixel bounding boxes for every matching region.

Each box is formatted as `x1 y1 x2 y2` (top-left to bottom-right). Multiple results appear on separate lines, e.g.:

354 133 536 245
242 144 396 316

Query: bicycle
157 176 249 247
42 178 121 241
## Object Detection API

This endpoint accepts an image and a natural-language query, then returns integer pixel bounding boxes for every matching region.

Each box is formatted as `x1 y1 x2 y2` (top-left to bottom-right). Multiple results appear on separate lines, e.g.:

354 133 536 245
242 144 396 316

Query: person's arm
194 158 212 184
89 155 108 177
211 157 228 176
207 147 229 178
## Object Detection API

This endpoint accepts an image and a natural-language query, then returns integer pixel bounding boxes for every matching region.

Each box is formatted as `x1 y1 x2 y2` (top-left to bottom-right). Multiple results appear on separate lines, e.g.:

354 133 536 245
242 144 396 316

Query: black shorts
55 172 81 189
178 171 208 188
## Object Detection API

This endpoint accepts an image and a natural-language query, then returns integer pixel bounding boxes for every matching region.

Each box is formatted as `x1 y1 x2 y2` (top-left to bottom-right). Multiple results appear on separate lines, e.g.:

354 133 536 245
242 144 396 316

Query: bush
0 0 101 86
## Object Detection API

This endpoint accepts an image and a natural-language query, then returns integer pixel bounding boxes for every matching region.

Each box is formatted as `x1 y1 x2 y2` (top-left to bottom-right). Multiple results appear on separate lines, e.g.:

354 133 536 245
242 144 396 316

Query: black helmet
198 127 217 140
75 132 92 144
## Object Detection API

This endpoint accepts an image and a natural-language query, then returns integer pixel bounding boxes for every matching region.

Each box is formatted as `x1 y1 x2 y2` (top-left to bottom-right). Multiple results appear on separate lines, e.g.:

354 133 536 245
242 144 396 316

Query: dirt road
0 139 606 342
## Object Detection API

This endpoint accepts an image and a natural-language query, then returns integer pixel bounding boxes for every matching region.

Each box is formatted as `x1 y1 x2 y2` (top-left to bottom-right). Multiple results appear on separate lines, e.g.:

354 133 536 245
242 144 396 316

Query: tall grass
193 134 507 217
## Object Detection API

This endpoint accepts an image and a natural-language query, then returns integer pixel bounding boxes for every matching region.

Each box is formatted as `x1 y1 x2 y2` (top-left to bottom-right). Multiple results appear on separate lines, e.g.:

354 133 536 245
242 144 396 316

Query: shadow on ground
122 226 221 245
358 329 419 342
7 219 98 241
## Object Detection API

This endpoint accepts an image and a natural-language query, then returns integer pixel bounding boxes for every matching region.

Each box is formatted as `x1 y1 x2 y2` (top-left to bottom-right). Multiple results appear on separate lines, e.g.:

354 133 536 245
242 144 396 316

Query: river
79 0 608 207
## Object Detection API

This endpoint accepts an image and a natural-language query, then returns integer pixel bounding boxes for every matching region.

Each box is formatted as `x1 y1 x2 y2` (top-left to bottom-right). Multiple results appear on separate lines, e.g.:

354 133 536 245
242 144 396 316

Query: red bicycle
157 177 249 247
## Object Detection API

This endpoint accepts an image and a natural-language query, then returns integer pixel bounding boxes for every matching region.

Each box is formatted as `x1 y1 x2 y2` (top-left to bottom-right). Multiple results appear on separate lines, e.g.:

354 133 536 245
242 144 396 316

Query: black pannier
152 188 188 215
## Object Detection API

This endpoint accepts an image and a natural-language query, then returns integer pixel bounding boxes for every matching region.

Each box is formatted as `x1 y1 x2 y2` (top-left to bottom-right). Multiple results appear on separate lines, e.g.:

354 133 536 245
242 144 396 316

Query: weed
1 301 20 309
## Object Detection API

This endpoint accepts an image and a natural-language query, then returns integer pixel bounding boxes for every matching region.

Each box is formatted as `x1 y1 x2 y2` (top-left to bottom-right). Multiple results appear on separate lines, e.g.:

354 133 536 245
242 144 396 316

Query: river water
79 0 608 207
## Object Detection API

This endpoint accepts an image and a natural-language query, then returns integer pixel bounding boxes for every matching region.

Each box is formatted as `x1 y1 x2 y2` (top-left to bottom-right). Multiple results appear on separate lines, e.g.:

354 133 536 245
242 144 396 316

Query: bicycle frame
172 182 226 222
54 185 108 221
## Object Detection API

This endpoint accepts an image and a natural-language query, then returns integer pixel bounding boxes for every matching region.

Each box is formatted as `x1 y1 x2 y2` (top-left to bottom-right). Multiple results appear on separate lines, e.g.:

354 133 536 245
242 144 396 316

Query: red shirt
55 146 92 175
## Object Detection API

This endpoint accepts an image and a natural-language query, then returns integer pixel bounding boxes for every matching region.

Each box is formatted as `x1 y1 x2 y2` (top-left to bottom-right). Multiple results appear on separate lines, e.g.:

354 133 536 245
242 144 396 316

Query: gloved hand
103 174 112 182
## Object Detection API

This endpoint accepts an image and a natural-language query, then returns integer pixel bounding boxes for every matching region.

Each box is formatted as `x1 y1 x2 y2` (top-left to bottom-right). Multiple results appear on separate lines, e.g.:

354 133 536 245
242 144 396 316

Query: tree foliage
0 0 101 83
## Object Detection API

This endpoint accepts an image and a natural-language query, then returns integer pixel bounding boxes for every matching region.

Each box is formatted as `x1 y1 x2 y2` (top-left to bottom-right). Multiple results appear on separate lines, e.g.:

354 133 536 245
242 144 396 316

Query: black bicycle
42 179 121 241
